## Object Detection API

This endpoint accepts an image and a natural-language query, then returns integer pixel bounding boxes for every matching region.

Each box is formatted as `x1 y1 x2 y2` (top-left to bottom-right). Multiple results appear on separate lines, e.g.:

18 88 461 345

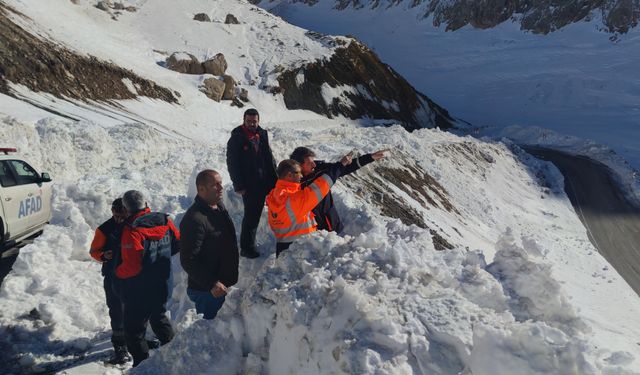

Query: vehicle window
9 160 40 185
0 161 17 187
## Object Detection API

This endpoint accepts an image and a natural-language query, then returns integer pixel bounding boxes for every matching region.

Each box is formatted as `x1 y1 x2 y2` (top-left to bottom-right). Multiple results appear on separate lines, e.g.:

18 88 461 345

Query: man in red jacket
116 190 180 367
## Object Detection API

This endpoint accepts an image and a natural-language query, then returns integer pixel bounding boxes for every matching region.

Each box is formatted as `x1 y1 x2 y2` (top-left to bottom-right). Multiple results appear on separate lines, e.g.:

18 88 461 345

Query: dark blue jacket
301 154 374 233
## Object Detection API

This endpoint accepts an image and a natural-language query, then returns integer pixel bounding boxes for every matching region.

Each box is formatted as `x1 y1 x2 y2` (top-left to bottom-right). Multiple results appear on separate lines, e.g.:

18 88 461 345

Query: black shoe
240 248 260 259
146 339 161 349
108 345 131 365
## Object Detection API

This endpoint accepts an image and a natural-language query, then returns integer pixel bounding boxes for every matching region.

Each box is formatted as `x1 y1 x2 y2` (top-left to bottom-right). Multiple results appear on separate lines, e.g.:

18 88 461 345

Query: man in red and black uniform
290 147 388 234
89 198 129 364
116 190 180 367
226 108 277 258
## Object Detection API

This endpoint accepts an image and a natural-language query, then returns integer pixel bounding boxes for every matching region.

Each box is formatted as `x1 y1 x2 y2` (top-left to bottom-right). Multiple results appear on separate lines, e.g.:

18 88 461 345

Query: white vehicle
0 148 52 246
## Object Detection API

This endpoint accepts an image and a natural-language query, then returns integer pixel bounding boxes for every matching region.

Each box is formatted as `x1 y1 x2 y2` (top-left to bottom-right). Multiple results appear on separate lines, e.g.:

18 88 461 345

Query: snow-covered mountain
252 0 640 34
254 0 640 168
0 0 455 132
0 0 639 374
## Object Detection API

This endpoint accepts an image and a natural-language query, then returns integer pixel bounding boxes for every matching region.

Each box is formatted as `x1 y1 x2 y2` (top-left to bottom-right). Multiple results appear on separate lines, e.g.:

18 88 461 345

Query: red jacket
116 208 180 279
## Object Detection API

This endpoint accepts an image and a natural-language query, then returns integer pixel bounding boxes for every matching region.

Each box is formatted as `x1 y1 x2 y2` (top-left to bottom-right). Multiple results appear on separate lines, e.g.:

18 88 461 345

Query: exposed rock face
0 4 177 104
239 88 249 102
165 52 205 74
340 150 457 250
201 77 225 101
193 13 211 22
96 1 110 11
253 0 640 34
202 53 228 76
225 13 240 24
222 75 236 100
276 41 455 130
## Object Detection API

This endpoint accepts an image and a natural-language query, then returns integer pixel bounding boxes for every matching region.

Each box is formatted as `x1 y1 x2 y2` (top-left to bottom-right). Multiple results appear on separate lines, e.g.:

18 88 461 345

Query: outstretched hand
371 149 390 160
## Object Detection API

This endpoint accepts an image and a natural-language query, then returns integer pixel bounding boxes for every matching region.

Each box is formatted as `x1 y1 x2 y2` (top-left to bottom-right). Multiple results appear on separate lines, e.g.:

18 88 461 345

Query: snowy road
525 146 640 296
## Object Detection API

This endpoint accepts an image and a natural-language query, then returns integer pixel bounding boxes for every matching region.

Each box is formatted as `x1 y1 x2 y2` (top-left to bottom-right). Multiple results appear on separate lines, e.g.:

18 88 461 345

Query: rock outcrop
276 41 456 130
202 54 228 76
165 52 204 74
193 13 211 22
225 13 240 24
222 75 236 100
200 78 225 102
0 4 176 104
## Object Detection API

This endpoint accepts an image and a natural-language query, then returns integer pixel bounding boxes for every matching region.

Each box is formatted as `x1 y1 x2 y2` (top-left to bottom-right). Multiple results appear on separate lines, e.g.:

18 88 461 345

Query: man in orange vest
266 157 348 257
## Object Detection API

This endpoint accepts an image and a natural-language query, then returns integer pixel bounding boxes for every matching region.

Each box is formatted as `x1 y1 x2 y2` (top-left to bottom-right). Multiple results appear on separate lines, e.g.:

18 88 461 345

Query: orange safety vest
266 174 335 243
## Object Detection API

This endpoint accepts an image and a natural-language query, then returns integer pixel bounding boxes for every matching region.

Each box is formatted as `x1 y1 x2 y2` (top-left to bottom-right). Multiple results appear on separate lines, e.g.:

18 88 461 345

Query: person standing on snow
226 108 277 258
116 190 180 367
180 170 239 319
266 158 346 257
89 198 130 364
290 147 388 234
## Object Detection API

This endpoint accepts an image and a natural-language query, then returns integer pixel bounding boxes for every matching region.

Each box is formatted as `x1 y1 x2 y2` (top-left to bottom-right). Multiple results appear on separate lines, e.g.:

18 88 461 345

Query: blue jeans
187 289 226 320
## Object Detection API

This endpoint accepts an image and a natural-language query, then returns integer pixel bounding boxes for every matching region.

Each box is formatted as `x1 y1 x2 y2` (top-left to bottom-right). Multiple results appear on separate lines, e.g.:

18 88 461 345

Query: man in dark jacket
180 170 239 319
116 190 180 367
290 147 388 234
89 198 130 364
226 108 277 258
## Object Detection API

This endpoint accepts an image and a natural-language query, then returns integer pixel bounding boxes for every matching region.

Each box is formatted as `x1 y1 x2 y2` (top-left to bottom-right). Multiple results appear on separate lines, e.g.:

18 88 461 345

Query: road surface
525 146 640 296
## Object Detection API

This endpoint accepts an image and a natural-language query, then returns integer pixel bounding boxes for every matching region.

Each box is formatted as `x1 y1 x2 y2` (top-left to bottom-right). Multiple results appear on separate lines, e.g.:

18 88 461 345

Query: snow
2 115 640 374
0 0 639 374
258 1 640 169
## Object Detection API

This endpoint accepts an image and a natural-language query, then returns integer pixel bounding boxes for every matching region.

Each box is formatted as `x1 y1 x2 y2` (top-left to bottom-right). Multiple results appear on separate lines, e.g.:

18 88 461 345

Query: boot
146 338 161 349
240 248 260 259
108 345 131 365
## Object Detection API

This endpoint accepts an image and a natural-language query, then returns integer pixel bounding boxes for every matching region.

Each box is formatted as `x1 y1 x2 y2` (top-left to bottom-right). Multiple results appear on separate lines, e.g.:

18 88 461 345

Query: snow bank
1 115 639 374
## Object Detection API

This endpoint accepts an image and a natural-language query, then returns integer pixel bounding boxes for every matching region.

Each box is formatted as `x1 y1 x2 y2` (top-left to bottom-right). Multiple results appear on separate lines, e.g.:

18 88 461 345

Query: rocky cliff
277 40 456 130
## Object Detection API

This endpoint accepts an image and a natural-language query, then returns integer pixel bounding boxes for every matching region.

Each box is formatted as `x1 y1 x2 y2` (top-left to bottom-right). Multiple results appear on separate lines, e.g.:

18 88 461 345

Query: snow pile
1 115 639 373
137 225 602 374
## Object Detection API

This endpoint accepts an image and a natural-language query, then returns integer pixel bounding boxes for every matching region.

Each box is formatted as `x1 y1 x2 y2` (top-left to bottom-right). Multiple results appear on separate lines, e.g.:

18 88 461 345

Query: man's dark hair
277 159 300 179
243 108 259 119
195 169 219 187
111 198 125 213
289 147 316 164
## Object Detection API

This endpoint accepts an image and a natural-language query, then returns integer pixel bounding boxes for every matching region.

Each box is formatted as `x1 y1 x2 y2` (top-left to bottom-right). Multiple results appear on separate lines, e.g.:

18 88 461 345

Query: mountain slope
254 0 640 168
0 0 457 131
0 0 639 374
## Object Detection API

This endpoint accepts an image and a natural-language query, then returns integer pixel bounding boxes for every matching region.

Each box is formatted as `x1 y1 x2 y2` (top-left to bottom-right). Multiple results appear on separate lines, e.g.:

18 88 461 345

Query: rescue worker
180 170 239 319
266 158 346 257
89 198 130 364
116 190 180 367
226 108 278 259
290 147 388 233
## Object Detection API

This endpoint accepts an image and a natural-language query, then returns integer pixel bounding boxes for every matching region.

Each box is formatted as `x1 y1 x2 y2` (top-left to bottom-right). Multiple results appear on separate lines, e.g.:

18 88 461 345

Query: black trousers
121 275 174 367
104 275 125 348
276 242 292 258
241 191 268 252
